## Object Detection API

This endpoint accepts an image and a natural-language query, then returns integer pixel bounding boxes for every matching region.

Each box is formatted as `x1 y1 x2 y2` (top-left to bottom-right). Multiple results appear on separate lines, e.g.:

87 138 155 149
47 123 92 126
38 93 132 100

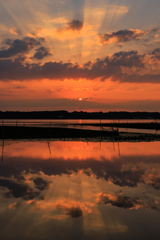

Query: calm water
1 119 160 134
0 140 160 240
1 119 158 126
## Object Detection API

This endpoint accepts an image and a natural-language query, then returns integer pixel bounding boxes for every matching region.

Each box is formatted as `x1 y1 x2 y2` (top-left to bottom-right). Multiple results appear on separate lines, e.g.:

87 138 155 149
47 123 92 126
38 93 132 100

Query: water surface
2 119 160 134
0 140 160 240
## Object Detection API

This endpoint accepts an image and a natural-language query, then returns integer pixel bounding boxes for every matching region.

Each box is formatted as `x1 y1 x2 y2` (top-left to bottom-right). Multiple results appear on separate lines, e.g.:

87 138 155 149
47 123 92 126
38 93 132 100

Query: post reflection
0 140 160 240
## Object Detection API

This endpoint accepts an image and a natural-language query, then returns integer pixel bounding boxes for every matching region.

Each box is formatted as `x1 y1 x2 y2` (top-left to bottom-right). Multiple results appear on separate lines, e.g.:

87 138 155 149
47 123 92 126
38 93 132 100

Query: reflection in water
0 140 160 240
1 139 4 162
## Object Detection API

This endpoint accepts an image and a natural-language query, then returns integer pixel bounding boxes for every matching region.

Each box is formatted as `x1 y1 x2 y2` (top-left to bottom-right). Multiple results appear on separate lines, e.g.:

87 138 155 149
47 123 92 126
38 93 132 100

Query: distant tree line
0 111 160 119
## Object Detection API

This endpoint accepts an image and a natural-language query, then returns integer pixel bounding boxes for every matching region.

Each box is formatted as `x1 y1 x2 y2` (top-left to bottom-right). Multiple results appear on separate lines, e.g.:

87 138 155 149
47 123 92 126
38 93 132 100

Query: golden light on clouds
0 0 160 111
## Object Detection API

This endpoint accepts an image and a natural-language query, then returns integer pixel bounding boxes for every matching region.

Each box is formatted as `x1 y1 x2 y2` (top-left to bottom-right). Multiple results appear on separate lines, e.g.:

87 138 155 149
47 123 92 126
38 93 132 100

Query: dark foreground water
0 140 160 240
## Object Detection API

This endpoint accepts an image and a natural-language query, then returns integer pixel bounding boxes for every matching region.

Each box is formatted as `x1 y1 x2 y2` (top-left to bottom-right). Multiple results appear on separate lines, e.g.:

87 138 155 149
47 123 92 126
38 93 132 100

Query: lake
0 139 160 240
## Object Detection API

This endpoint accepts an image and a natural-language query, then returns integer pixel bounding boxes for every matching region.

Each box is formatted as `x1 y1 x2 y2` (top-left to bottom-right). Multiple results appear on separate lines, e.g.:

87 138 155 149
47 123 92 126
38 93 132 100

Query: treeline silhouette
0 111 160 119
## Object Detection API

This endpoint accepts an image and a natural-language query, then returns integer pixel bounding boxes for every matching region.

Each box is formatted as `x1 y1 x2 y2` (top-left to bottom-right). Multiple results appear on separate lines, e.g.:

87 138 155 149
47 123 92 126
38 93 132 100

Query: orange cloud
9 28 21 35
33 199 95 218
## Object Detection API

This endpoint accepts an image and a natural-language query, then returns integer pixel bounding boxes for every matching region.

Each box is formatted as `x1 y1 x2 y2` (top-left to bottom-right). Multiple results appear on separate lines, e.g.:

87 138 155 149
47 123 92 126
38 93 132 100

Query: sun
79 98 82 101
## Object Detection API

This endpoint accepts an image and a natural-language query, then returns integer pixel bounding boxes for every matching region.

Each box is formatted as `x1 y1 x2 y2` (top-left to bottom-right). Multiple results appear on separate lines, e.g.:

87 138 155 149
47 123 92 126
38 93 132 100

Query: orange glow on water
2 141 160 161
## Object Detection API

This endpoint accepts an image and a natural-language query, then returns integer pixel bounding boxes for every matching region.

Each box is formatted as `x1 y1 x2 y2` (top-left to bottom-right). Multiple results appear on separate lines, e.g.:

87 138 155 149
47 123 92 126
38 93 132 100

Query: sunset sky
0 0 160 112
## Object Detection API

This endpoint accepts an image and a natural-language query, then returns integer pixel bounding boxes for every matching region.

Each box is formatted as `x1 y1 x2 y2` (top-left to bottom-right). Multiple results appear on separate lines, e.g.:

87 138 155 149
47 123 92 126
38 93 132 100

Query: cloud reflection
0 140 160 239
0 178 40 200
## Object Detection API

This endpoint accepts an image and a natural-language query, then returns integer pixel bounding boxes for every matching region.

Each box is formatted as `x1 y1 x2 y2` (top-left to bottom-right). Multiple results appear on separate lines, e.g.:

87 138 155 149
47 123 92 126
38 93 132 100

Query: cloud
122 73 160 83
150 177 160 190
33 46 52 60
58 19 83 32
0 153 146 189
106 50 144 68
67 20 83 31
1 39 160 84
68 206 83 218
33 177 50 190
0 50 144 81
9 28 21 35
98 29 148 45
0 178 40 200
107 170 144 187
152 48 160 54
151 48 160 60
0 37 41 58
97 192 160 210
97 193 142 209
1 153 160 194
56 202 83 218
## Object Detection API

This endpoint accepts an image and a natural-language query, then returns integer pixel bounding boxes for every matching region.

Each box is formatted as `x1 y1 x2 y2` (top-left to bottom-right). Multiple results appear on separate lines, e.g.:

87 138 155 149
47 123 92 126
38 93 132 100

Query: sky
0 0 160 112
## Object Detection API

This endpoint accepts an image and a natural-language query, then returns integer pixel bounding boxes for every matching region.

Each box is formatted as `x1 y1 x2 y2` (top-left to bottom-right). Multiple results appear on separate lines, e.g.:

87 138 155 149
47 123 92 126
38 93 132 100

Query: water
0 140 160 240
1 119 160 134
1 119 158 126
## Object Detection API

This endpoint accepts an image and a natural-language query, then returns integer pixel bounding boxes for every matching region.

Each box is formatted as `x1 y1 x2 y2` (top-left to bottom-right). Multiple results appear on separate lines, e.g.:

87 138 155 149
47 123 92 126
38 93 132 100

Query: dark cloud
1 154 160 212
0 154 147 189
99 28 160 45
152 48 160 54
1 154 160 192
97 193 160 210
56 203 83 218
107 170 144 187
97 193 142 209
150 177 160 190
0 37 41 58
33 177 50 190
0 50 145 82
151 48 160 60
99 29 146 45
106 51 144 68
0 178 40 200
67 20 83 31
33 46 52 60
58 19 83 32
68 206 83 218
121 73 160 83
